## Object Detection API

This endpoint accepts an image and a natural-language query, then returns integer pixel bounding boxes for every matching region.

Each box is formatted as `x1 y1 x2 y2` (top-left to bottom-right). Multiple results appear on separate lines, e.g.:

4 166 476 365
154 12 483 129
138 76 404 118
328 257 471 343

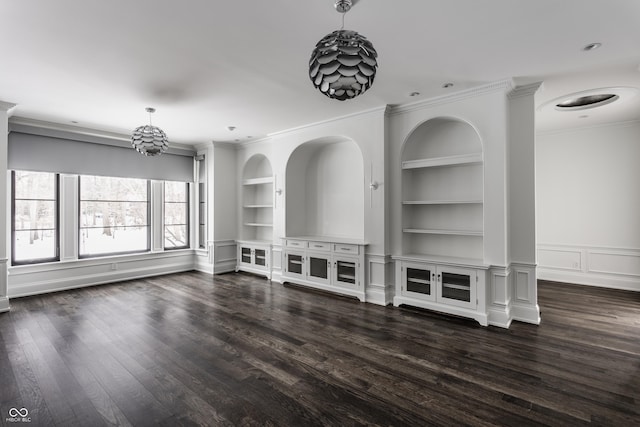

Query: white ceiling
1 0 639 145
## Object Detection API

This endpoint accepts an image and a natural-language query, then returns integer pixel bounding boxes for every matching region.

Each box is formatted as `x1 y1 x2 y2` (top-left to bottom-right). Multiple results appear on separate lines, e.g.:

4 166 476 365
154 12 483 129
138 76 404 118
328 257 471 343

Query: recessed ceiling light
583 42 602 51
227 126 236 131
442 83 454 88
578 115 589 119
409 92 420 97
71 120 78 124
555 93 619 111
537 87 638 113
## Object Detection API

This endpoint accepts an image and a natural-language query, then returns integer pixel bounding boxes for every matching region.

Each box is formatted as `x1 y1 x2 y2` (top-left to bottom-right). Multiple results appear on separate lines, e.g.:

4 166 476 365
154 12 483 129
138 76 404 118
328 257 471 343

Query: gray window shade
8 131 194 182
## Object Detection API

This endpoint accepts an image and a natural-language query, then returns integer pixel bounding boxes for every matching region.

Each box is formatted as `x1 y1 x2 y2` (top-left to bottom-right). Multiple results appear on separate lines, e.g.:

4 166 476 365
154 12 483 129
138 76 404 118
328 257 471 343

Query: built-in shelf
403 228 483 236
402 200 483 205
244 204 274 208
244 223 273 227
402 153 482 170
242 177 274 186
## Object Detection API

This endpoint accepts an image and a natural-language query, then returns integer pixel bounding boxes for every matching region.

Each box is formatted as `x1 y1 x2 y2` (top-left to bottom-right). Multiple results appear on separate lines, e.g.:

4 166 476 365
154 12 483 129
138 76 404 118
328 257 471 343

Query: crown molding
9 116 196 156
0 101 17 114
388 79 515 116
266 105 389 138
508 82 543 99
211 140 237 149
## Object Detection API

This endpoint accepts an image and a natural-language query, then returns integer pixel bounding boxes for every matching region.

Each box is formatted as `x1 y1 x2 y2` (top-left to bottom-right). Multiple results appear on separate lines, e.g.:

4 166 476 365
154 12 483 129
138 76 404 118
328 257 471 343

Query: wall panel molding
538 244 640 291
366 254 393 305
8 251 194 298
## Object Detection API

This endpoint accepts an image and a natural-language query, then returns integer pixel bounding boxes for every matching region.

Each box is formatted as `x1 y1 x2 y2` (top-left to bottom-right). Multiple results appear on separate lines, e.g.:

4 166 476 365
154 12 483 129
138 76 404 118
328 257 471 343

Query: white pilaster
0 101 17 312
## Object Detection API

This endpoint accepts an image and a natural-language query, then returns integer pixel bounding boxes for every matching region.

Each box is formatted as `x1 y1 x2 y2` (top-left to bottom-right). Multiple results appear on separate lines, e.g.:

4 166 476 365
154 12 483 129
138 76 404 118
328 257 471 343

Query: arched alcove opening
401 117 484 261
286 137 364 239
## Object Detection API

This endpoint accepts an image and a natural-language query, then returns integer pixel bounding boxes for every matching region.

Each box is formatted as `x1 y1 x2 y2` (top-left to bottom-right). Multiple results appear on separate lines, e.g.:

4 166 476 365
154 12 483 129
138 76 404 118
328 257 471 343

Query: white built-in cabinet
394 118 489 325
236 154 274 278
282 237 366 301
236 240 271 279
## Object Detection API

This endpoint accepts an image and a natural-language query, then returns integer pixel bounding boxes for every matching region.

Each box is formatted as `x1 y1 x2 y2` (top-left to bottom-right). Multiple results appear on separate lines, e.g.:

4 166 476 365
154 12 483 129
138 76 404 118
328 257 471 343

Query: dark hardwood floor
1 272 639 426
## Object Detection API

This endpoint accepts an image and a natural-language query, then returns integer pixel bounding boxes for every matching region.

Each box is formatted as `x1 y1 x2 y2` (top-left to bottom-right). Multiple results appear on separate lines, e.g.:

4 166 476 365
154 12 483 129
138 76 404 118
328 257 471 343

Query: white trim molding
0 258 9 312
213 240 237 275
538 243 640 292
365 253 393 305
510 262 541 325
8 250 194 298
487 265 512 328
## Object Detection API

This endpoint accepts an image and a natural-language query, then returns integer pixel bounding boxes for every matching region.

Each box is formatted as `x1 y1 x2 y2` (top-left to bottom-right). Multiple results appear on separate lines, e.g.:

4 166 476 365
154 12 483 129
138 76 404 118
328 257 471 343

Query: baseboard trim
0 297 10 313
538 268 640 292
488 305 512 329
512 303 542 325
365 287 390 306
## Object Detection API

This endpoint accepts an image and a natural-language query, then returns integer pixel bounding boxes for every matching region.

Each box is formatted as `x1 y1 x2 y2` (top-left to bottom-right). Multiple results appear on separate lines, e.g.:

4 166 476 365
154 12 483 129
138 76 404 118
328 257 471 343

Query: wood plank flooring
0 272 639 426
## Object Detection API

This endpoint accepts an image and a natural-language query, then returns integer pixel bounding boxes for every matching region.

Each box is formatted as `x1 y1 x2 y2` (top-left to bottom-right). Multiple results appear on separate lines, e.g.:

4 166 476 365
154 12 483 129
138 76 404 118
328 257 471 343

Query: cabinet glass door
335 259 356 286
441 272 471 302
437 266 476 309
287 253 304 275
406 267 432 296
255 248 267 267
309 255 329 282
241 247 251 264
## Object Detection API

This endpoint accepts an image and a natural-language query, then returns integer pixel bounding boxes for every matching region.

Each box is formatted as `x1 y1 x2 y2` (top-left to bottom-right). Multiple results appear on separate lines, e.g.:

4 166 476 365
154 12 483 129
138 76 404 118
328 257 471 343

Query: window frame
78 175 151 259
11 170 60 266
164 181 190 250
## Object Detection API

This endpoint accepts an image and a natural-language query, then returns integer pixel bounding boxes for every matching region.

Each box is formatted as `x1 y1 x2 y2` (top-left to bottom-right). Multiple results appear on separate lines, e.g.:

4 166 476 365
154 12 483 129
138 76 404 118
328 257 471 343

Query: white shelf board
402 200 483 205
244 223 273 227
402 153 482 170
403 228 483 237
242 177 273 186
243 204 273 208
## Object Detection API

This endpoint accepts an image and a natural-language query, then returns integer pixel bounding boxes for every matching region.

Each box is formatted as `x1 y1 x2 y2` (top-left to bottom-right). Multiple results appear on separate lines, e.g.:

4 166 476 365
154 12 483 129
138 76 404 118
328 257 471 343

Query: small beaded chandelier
131 107 169 156
309 0 378 101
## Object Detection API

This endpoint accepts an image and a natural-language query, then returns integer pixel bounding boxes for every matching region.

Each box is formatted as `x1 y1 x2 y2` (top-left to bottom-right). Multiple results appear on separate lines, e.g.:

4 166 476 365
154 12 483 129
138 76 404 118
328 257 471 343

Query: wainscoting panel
538 244 640 291
213 240 237 274
8 250 195 298
510 262 540 325
271 244 283 283
194 248 213 274
488 266 511 328
366 254 392 305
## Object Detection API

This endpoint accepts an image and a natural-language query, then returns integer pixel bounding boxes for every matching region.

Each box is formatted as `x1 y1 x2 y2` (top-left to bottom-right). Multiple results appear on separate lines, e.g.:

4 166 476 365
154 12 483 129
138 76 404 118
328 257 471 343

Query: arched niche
286 137 364 239
241 154 273 241
243 153 272 179
401 117 484 260
402 117 483 161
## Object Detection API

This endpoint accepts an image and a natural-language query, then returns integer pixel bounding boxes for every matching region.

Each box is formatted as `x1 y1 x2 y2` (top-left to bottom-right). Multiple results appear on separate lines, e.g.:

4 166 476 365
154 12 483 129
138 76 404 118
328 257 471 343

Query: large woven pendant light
309 0 378 101
131 107 169 156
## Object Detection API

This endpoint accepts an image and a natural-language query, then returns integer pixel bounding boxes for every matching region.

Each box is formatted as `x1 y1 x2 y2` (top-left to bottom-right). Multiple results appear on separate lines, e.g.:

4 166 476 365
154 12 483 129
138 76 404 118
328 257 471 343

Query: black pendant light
309 0 378 101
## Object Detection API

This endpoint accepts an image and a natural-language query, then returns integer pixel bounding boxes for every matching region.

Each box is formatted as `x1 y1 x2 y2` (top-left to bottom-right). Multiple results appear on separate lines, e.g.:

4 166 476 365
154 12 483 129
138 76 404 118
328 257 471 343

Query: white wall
537 120 640 290
286 139 364 239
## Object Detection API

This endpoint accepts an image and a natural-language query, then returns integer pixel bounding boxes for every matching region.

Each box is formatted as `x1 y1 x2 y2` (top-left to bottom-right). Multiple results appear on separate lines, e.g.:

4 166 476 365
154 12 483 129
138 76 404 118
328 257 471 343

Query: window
164 181 189 249
79 175 149 257
12 171 59 264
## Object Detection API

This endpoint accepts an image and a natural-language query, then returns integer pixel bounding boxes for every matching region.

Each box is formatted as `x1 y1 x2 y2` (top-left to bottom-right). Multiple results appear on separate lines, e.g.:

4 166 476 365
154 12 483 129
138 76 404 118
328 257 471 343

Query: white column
0 101 17 312
507 82 542 325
